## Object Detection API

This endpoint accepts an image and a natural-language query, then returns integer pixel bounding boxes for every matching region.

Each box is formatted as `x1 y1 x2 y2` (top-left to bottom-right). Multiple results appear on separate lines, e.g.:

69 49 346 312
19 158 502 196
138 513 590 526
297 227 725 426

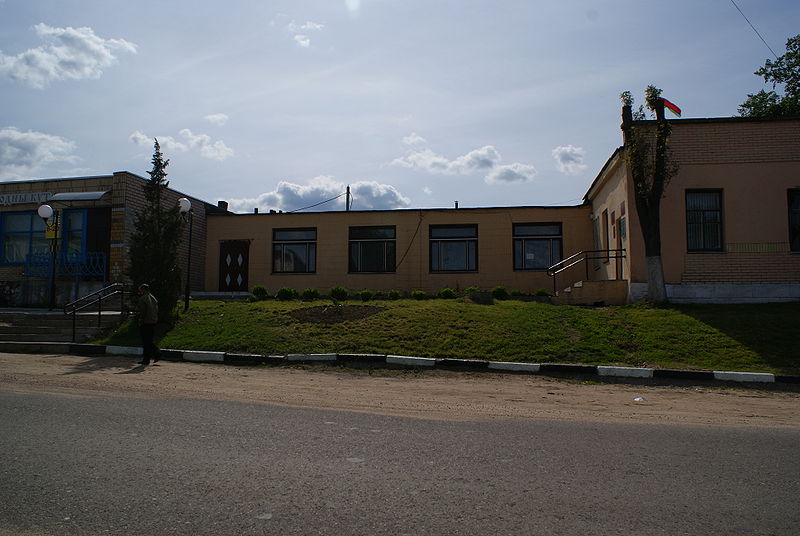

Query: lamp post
178 198 193 311
37 204 58 310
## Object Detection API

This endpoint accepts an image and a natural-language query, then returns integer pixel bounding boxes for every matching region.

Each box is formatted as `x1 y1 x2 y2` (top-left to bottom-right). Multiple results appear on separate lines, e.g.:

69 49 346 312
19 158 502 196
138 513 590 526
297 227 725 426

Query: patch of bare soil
3 352 800 428
288 304 386 324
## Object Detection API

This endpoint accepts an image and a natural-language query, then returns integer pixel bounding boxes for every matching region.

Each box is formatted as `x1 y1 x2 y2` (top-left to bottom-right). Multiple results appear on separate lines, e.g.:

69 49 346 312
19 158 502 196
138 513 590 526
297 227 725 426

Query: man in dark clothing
137 284 159 366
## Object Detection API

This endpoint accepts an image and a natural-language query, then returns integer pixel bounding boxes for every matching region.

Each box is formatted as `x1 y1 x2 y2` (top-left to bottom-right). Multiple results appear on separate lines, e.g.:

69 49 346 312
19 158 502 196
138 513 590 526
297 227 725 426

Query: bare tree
620 86 679 303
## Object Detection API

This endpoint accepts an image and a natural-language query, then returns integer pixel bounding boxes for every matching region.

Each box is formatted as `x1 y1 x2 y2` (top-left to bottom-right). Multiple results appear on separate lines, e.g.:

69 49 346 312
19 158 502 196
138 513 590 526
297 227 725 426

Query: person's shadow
115 363 148 374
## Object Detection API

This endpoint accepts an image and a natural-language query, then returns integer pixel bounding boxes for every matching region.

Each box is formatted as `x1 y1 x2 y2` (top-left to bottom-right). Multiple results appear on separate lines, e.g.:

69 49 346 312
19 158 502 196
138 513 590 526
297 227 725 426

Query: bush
534 288 551 297
251 285 269 301
302 288 320 301
388 289 401 300
465 286 479 295
373 290 386 300
276 287 298 301
491 286 509 300
358 289 374 302
437 288 456 299
329 286 349 301
411 290 427 300
510 289 525 297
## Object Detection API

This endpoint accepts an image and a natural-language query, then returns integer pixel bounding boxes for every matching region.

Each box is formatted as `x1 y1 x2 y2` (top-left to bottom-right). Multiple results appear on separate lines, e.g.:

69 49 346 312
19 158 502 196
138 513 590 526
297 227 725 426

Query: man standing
137 283 159 366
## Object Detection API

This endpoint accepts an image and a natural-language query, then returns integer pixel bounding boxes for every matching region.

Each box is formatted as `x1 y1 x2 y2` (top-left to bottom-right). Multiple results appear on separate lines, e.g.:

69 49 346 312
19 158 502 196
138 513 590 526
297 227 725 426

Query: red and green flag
662 98 682 117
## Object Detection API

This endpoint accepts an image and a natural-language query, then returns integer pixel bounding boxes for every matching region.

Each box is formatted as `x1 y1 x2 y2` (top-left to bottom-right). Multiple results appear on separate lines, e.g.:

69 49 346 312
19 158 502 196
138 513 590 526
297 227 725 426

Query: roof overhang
48 191 110 202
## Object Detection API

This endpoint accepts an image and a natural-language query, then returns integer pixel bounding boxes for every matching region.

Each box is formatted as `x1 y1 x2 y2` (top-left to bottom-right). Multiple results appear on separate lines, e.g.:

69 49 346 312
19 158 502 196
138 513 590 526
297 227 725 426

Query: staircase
0 310 125 343
551 280 629 306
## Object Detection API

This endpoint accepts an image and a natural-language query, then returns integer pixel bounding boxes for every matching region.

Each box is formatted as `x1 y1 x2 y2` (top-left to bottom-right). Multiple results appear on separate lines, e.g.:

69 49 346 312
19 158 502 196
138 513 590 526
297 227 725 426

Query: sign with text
0 192 53 206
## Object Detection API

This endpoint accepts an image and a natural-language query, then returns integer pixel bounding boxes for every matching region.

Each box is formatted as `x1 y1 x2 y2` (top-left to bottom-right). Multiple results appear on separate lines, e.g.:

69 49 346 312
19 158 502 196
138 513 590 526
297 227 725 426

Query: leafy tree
127 139 184 322
620 86 679 303
739 34 800 117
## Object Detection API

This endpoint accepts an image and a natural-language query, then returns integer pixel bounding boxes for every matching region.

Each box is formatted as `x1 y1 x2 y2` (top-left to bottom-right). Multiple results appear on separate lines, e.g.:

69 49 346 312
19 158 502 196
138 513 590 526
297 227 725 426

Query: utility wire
730 0 779 60
287 192 346 213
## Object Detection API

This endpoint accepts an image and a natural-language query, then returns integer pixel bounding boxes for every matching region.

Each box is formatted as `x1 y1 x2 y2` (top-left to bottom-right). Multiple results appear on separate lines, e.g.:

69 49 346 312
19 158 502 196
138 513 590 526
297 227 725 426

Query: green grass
97 299 800 375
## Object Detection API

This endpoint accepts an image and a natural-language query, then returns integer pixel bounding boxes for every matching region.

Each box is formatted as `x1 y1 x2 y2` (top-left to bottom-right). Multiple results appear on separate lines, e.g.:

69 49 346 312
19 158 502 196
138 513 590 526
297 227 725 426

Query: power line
730 0 779 60
287 192 346 213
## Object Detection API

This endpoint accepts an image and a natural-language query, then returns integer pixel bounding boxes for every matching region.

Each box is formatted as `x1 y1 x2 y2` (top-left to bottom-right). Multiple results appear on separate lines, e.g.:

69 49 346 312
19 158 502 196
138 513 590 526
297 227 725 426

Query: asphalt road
2 389 798 536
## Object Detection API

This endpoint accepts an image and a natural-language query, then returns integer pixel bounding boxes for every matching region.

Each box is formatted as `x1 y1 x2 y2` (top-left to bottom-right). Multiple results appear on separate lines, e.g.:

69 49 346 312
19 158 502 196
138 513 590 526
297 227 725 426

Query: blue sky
1 0 797 213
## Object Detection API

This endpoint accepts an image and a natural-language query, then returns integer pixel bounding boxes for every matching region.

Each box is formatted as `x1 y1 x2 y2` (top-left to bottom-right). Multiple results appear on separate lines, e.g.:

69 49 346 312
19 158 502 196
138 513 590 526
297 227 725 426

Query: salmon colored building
586 115 800 303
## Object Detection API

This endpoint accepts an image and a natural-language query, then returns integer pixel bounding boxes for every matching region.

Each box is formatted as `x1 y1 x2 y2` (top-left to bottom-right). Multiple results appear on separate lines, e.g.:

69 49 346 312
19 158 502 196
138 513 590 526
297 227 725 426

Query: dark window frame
348 225 396 273
789 189 800 253
0 211 47 265
512 222 563 271
686 189 724 253
272 227 317 274
429 224 478 273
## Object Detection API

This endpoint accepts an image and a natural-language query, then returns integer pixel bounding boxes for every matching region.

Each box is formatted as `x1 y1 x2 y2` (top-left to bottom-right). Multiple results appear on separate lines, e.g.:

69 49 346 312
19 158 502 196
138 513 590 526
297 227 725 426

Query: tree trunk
646 255 667 303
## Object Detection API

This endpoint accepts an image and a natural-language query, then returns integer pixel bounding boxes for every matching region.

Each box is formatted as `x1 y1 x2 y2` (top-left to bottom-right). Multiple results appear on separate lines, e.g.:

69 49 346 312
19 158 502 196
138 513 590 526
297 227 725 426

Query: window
430 225 477 272
62 209 86 263
790 190 800 252
0 211 48 264
272 228 316 273
513 223 562 271
349 226 396 273
686 190 723 252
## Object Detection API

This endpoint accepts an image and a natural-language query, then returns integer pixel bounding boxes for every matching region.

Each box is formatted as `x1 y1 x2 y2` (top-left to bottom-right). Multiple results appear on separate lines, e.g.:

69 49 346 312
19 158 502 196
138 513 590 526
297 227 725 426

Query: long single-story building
1 112 798 306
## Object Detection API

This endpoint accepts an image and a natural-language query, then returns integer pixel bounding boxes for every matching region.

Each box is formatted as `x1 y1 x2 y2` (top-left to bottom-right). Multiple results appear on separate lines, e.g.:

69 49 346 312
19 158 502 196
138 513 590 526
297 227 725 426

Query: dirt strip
1 352 799 427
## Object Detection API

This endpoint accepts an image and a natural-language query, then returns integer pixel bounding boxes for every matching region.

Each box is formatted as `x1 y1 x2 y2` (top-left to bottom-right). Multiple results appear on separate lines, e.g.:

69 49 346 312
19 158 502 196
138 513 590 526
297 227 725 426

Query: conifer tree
127 139 184 322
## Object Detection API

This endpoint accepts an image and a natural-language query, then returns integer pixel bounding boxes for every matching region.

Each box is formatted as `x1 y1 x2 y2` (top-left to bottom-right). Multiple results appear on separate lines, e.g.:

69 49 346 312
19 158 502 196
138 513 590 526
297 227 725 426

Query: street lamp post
178 198 193 311
37 204 58 310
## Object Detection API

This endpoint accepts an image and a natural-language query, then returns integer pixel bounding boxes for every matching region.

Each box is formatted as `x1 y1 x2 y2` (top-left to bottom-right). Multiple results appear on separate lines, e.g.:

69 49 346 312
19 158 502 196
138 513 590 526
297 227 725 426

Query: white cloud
225 176 410 213
402 132 427 146
129 130 150 146
423 186 433 195
393 137 538 186
0 126 78 178
288 21 325 32
392 145 501 175
0 23 136 89
552 145 587 175
204 113 229 126
294 35 311 48
287 20 324 48
178 129 234 161
485 162 538 184
129 129 233 160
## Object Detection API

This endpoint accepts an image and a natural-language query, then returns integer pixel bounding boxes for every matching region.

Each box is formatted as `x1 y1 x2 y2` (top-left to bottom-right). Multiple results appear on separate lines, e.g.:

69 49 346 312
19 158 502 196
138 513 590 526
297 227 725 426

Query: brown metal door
218 241 250 291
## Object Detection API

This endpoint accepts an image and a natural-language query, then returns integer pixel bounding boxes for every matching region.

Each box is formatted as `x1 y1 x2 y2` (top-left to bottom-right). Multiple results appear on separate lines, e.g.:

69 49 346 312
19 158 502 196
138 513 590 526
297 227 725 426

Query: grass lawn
96 299 800 375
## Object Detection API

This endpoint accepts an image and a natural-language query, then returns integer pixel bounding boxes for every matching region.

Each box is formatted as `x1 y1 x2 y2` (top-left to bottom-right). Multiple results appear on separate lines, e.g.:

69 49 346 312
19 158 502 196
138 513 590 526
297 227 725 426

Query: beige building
205 205 591 296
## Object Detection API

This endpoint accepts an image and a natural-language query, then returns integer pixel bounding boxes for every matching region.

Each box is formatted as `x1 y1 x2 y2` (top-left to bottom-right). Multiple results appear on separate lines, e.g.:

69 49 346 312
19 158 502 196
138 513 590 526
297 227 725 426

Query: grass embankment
97 299 800 375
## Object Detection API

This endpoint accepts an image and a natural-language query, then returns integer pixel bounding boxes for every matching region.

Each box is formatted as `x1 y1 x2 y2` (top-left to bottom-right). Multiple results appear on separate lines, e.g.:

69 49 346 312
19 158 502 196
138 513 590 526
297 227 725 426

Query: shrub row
249 285 550 302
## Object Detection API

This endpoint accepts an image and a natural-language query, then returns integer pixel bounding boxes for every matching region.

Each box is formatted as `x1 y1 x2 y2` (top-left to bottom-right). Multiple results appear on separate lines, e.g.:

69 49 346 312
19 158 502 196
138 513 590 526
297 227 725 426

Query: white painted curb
488 362 541 372
386 356 436 367
106 345 143 356
713 371 775 383
287 353 337 362
597 366 654 378
183 350 225 363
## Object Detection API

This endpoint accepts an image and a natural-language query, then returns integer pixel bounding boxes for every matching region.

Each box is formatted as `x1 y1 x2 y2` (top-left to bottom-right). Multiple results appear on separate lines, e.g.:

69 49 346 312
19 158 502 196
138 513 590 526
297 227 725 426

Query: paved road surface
2 387 798 535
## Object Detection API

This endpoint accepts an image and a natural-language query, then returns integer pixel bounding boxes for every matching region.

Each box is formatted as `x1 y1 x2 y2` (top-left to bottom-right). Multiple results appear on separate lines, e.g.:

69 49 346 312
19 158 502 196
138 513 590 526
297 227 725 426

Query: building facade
0 171 218 306
3 114 798 306
586 115 800 302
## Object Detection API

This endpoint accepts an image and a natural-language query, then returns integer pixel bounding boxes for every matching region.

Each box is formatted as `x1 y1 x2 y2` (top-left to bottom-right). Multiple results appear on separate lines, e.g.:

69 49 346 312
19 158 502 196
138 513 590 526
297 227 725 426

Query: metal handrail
63 283 127 342
547 249 626 295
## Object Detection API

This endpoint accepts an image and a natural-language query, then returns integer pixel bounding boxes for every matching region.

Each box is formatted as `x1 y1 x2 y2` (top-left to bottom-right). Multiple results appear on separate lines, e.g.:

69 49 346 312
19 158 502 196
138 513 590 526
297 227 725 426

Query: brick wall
682 243 800 284
630 117 800 165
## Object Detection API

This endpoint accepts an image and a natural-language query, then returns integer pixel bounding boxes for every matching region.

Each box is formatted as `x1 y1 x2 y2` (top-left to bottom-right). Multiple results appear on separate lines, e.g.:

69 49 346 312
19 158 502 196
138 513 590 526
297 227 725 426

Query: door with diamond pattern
218 241 250 292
